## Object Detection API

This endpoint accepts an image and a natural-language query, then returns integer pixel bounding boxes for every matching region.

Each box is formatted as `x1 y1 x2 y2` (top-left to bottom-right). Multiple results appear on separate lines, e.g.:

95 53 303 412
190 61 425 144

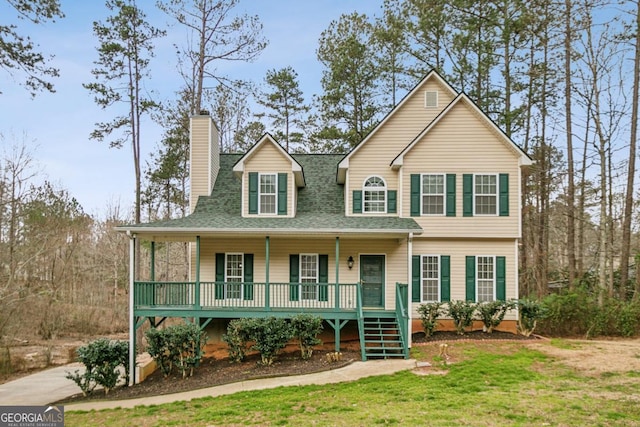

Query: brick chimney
189 112 220 213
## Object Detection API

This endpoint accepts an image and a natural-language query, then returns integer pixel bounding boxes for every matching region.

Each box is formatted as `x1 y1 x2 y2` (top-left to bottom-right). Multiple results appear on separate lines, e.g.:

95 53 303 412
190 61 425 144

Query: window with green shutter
278 173 287 215
353 190 362 213
465 256 476 301
248 172 258 214
499 174 509 216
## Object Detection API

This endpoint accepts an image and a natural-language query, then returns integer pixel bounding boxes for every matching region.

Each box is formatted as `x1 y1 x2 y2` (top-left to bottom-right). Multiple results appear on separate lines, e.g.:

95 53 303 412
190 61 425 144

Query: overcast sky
0 0 384 218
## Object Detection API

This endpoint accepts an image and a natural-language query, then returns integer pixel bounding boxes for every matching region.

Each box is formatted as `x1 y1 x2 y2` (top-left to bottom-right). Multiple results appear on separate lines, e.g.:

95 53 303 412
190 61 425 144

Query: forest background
1 0 639 348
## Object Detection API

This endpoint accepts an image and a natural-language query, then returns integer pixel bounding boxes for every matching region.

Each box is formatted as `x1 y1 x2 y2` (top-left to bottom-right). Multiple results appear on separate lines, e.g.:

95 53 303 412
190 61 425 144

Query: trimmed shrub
447 300 477 335
223 318 252 363
145 322 207 379
290 314 323 360
246 317 294 366
477 300 516 333
417 302 444 337
65 338 129 396
517 299 546 337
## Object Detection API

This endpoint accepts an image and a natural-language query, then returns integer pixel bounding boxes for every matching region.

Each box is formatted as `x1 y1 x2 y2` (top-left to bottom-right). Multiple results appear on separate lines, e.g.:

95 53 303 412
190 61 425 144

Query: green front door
361 255 384 308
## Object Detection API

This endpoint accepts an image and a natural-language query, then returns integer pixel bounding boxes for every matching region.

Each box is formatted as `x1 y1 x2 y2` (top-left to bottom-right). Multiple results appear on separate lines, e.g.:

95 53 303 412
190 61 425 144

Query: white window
363 176 386 213
474 174 497 215
422 174 445 215
300 254 318 300
259 173 277 214
425 90 438 108
476 256 495 302
225 253 243 299
422 255 440 302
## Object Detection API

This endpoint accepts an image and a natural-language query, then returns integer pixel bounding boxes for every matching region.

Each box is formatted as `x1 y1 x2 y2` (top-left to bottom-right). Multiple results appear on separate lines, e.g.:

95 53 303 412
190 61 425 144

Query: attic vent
424 91 438 108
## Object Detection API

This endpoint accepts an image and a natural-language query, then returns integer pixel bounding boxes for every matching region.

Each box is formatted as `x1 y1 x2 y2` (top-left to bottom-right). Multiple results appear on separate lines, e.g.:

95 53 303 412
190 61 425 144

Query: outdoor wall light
347 256 354 270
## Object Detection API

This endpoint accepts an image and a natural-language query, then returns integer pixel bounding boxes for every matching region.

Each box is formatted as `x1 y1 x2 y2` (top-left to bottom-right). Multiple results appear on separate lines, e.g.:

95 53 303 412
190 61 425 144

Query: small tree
476 300 516 333
65 338 129 396
417 302 444 337
222 318 252 363
517 299 546 337
447 300 477 335
246 317 294 366
290 314 323 360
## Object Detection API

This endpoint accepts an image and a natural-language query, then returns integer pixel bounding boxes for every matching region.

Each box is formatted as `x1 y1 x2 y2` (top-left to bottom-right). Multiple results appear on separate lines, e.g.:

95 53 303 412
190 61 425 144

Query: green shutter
496 256 506 301
243 254 254 301
319 254 329 302
499 173 509 216
440 255 450 302
353 190 362 213
410 174 420 216
463 174 473 217
465 256 476 301
387 190 397 213
446 174 456 217
248 172 258 214
215 253 225 300
412 255 421 302
278 173 287 215
289 254 299 301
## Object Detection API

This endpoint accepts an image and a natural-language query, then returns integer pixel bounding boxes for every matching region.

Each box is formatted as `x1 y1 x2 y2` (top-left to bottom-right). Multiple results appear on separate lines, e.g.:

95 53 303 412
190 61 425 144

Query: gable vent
424 91 438 108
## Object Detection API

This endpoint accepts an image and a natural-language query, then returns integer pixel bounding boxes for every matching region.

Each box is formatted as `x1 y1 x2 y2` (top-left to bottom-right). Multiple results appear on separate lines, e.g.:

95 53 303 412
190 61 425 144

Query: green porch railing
395 282 410 358
134 281 359 312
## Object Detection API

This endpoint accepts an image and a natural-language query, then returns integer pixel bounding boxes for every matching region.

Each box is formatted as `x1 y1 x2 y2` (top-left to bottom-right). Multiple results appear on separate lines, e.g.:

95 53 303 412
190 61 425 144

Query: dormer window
363 176 386 213
259 173 277 214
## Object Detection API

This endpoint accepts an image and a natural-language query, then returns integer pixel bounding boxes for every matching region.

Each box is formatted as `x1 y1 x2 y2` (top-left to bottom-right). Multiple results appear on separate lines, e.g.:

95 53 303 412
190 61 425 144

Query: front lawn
66 341 640 426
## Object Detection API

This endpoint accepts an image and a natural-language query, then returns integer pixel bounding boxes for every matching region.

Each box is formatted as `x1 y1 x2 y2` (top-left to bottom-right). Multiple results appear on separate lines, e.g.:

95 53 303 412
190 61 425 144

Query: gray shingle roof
122 154 421 235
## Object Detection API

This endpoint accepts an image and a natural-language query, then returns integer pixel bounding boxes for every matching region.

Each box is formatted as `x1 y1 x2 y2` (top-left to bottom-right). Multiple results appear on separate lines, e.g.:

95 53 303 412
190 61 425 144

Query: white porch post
128 232 136 386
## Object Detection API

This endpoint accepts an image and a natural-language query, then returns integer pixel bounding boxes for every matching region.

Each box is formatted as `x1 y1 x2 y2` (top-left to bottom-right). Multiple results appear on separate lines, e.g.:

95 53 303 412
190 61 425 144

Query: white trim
473 173 499 217
407 233 413 346
128 234 135 386
362 175 387 214
299 253 319 301
224 252 244 299
258 172 278 215
475 255 497 302
419 173 447 216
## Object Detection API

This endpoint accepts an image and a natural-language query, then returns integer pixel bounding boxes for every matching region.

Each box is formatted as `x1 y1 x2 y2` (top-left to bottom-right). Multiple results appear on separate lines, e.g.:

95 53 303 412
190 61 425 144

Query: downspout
407 232 413 348
127 231 136 386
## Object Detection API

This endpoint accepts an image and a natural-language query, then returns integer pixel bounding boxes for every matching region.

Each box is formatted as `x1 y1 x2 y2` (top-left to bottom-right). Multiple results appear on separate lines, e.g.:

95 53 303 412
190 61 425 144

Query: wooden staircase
361 315 407 359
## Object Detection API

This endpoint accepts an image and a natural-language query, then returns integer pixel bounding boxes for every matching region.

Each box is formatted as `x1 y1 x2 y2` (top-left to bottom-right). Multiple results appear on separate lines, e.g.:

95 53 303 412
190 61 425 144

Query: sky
0 0 385 218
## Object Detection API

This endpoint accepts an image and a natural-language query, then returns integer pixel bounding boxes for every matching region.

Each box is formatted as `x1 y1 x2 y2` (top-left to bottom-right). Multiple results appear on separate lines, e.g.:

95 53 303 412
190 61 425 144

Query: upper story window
424 90 438 108
422 174 445 215
363 176 386 213
259 173 277 214
474 174 497 215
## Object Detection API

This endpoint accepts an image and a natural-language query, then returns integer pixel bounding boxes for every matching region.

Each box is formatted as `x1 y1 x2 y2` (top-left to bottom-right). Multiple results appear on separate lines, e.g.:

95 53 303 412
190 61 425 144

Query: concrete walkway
1 359 417 411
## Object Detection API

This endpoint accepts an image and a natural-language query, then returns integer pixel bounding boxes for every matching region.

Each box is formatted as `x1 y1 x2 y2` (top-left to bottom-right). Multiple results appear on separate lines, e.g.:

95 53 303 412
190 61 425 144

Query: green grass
66 343 640 426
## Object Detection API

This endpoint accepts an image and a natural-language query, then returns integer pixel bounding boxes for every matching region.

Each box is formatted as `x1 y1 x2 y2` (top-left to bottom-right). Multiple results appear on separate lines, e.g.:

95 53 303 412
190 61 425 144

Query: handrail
395 282 410 359
356 281 366 361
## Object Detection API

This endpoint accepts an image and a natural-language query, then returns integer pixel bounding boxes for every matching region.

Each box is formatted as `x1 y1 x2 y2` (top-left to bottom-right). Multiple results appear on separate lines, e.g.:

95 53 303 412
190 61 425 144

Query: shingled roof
120 154 421 237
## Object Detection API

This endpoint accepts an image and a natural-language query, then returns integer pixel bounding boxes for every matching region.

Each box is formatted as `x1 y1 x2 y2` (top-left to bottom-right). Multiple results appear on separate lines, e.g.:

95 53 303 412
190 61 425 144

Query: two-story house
118 71 532 381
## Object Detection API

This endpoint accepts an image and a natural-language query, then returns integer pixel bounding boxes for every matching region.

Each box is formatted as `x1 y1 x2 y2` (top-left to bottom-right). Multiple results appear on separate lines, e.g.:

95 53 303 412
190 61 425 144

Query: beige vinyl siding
243 142 294 217
190 116 218 213
402 101 521 238
192 237 409 311
410 238 518 320
346 79 456 215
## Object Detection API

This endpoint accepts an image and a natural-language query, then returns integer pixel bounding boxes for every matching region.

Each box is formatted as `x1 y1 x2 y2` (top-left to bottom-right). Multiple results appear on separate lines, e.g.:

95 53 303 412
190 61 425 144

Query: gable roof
390 93 533 168
117 154 422 238
337 70 458 184
233 133 306 187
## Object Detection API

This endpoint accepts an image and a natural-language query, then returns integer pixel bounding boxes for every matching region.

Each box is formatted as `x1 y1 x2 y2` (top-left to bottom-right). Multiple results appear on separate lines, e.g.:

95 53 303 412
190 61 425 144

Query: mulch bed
412 330 541 343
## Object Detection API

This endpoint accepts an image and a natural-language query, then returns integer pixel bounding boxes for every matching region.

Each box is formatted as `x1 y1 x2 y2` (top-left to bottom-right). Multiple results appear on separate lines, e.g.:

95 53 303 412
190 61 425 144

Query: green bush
246 317 294 366
447 300 477 335
65 338 129 396
145 322 207 379
290 314 323 360
222 318 252 363
616 302 640 337
517 299 546 337
145 327 176 377
477 300 516 333
417 302 444 337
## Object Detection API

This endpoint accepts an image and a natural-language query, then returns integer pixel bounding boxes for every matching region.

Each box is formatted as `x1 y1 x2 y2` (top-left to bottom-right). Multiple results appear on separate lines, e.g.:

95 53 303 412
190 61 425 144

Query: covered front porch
124 232 414 384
